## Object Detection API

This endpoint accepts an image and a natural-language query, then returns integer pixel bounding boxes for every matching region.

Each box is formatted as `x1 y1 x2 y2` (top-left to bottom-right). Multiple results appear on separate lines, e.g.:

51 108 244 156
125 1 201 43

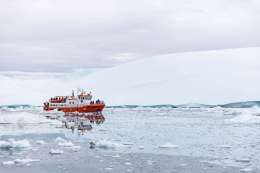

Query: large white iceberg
0 47 260 105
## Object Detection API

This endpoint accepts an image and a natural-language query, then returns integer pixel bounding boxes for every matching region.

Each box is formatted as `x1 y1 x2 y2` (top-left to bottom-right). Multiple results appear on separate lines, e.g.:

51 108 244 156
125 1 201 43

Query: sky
0 0 260 72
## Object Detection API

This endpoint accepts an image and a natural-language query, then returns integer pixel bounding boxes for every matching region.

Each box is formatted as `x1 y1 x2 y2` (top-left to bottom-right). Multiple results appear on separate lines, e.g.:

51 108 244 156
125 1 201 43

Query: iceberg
0 47 260 105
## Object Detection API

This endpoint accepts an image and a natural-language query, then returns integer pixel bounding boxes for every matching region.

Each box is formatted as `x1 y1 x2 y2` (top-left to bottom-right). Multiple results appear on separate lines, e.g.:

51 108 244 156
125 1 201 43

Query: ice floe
2 161 15 166
2 158 40 166
158 143 179 149
14 158 40 164
36 140 46 145
0 139 31 149
58 141 74 147
218 145 232 149
240 167 253 172
71 145 81 152
227 109 260 123
235 158 251 163
95 140 123 149
124 162 132 166
49 149 64 155
54 137 67 143
0 111 60 124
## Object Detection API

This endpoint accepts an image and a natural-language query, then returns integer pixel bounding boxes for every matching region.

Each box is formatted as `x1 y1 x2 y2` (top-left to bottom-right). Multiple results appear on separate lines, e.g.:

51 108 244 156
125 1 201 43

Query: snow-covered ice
1 47 260 105
49 149 64 155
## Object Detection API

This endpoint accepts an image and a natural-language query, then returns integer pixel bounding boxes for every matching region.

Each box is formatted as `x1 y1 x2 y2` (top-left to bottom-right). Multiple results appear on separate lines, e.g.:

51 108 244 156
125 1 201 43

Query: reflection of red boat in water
43 90 105 113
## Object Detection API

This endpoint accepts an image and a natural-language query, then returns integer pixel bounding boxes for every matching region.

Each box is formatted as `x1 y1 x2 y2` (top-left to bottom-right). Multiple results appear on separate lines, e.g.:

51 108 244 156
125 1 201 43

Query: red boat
43 90 105 113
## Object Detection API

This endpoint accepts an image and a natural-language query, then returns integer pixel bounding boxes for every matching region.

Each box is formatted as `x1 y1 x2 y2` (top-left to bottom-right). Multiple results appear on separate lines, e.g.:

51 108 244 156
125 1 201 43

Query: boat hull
44 104 105 113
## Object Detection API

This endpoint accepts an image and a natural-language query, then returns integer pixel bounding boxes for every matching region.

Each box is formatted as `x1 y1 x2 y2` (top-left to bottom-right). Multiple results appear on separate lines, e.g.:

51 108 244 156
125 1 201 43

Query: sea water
0 106 260 171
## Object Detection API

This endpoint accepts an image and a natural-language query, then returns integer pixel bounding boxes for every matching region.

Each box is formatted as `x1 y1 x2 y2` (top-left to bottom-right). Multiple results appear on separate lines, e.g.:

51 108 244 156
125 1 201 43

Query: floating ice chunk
36 140 46 145
58 141 74 147
158 143 179 149
2 161 15 166
235 158 251 163
147 160 154 165
138 146 144 150
111 154 120 158
105 167 113 171
124 162 132 166
49 149 64 155
55 137 67 143
9 139 31 148
96 140 123 149
14 158 40 165
0 139 31 149
0 141 11 149
71 146 81 152
123 142 134 146
219 145 232 149
240 167 253 172
227 110 260 124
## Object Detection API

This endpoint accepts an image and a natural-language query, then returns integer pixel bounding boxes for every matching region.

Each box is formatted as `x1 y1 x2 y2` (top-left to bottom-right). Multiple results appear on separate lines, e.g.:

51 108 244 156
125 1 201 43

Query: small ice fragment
96 140 122 149
49 149 64 155
179 163 187 167
55 137 67 143
124 162 132 166
71 146 81 152
236 158 251 163
139 146 144 150
2 161 15 166
58 141 74 147
9 139 31 148
36 140 46 145
112 154 120 158
219 145 232 149
0 141 11 149
14 158 40 165
147 160 154 165
240 168 253 172
123 142 134 146
105 167 113 171
158 143 178 149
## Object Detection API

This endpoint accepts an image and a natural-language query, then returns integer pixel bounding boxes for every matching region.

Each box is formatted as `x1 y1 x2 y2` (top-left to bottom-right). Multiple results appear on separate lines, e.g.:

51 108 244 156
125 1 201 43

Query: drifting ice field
0 106 260 172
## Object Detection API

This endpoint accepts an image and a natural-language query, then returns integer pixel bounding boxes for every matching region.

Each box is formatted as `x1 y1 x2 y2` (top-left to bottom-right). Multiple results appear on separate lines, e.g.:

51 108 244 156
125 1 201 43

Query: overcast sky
0 0 260 72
